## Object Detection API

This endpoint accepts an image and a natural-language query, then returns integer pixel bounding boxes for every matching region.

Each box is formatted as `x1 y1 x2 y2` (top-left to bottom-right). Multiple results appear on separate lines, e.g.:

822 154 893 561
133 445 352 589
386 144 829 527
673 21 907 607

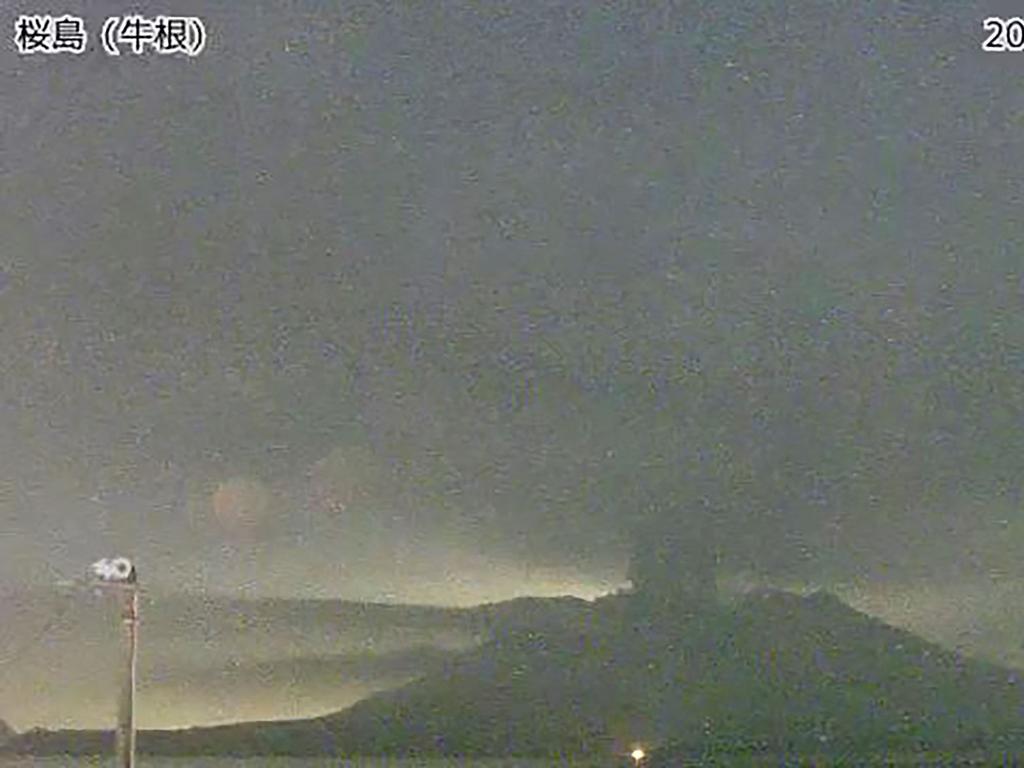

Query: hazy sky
2 0 1024 613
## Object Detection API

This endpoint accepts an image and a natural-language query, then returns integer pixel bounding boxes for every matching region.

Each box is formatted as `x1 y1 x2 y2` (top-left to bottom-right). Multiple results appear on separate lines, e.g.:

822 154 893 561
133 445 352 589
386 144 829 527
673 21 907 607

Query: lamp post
90 558 138 768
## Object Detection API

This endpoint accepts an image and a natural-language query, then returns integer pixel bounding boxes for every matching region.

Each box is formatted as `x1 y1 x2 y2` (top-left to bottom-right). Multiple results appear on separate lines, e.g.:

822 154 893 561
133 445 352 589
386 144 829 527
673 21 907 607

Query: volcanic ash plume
628 498 717 610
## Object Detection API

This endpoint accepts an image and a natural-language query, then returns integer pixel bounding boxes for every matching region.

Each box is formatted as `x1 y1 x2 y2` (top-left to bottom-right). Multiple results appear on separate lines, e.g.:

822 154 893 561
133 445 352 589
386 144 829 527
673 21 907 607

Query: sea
0 760 596 767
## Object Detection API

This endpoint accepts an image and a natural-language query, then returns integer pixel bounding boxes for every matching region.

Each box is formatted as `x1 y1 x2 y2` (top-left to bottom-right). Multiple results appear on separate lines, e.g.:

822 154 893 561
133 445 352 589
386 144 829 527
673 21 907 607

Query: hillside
312 590 1024 759
9 589 1024 760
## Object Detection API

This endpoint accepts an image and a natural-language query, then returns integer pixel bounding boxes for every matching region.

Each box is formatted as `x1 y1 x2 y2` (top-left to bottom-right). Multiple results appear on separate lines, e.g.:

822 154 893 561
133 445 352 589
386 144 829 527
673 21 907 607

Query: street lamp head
90 557 137 585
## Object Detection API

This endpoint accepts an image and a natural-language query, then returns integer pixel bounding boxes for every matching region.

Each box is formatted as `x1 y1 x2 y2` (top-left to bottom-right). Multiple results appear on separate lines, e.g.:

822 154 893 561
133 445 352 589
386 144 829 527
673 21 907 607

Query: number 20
983 17 1024 52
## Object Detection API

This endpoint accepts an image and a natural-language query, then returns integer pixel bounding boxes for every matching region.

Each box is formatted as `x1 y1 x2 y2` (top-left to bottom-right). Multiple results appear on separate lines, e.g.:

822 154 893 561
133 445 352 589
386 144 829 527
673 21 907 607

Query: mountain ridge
6 589 1024 760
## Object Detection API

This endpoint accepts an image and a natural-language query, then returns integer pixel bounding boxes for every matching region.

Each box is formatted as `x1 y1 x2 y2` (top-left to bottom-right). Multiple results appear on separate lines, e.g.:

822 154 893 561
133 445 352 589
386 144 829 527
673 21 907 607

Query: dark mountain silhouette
312 590 1024 760
0 719 13 746
8 590 1024 761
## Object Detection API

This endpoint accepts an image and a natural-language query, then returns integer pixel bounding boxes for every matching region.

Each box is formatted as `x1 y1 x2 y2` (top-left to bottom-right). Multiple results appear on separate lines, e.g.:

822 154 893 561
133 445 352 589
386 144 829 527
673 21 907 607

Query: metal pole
115 585 138 768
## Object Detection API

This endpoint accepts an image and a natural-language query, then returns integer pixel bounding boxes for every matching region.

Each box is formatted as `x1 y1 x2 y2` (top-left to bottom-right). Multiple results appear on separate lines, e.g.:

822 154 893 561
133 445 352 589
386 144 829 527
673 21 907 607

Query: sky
2 0 1024 637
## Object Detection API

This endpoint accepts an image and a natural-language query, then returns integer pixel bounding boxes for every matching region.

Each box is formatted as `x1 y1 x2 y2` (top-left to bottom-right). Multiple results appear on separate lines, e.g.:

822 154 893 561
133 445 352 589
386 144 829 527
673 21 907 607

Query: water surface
0 759 583 767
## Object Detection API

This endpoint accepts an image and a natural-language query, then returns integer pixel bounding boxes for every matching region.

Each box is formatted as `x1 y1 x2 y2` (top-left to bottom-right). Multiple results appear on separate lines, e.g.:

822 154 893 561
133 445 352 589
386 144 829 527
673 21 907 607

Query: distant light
631 747 646 764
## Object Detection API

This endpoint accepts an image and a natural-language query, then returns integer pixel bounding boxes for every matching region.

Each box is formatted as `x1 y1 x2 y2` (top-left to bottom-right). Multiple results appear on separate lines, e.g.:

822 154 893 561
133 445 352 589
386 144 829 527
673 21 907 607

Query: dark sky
2 0 1024 618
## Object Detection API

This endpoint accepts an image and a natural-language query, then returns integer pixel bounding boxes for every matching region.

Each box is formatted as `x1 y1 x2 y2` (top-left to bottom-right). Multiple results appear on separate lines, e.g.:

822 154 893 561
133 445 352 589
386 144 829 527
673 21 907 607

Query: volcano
8 589 1024 761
